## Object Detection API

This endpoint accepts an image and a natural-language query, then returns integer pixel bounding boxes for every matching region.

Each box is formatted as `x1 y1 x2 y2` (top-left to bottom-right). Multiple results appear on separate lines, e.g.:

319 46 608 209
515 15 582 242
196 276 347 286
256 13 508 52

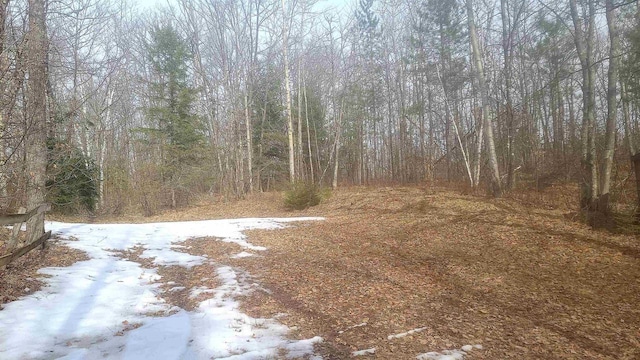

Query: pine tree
146 24 204 207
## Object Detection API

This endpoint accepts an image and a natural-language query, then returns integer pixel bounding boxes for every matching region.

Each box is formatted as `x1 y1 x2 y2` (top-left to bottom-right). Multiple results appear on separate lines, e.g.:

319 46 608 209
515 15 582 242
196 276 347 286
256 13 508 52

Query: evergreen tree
252 64 291 190
46 138 98 214
355 0 381 53
146 24 204 207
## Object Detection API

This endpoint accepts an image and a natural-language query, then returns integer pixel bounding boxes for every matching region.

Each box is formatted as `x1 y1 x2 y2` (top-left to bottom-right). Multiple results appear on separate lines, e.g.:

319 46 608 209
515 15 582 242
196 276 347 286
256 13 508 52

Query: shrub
284 182 322 210
46 139 98 214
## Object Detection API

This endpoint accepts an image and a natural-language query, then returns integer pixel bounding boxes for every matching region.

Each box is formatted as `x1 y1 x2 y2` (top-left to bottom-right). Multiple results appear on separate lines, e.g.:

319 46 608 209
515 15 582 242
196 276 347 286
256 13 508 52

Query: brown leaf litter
175 186 640 359
0 237 88 307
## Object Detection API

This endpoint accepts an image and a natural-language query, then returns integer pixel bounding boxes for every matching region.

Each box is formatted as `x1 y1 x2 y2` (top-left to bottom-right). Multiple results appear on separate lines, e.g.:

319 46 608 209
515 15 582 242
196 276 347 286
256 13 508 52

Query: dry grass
48 191 303 224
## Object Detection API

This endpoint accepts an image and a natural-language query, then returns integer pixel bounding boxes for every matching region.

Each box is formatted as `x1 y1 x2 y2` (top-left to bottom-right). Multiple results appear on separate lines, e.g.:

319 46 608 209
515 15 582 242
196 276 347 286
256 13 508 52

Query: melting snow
189 286 216 299
388 326 428 340
0 217 324 360
416 344 483 360
352 347 376 356
338 322 367 334
231 251 255 258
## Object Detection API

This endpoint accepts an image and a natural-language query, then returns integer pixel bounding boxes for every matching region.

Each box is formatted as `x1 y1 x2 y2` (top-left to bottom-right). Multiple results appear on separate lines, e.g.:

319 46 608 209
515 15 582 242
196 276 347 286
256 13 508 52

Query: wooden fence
0 204 52 267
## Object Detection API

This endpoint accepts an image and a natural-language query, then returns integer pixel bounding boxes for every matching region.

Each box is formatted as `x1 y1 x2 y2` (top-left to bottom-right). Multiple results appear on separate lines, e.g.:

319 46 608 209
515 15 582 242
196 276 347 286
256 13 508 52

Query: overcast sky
136 0 348 13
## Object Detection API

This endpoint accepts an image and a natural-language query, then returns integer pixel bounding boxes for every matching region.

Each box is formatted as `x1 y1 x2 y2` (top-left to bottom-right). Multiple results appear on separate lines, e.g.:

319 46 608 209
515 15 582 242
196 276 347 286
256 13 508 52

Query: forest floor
1 185 639 359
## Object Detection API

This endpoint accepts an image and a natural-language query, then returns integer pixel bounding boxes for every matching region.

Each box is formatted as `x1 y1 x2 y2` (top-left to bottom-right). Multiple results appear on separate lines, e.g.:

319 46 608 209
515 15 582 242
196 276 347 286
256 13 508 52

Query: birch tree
467 0 502 196
598 0 620 213
281 0 295 182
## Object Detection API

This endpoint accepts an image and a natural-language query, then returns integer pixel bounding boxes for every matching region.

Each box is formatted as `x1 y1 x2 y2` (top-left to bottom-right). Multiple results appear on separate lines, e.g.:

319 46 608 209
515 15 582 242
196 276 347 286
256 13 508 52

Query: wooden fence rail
1 203 51 267
0 231 51 267
0 204 50 226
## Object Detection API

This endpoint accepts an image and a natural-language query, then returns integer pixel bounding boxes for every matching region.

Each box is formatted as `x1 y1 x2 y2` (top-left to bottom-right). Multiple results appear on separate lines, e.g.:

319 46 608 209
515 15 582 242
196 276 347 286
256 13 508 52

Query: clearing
1 186 639 359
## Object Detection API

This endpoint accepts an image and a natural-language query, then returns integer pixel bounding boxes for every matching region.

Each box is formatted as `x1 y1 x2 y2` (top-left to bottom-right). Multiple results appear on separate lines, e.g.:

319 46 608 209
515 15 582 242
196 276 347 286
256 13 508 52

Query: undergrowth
283 182 324 210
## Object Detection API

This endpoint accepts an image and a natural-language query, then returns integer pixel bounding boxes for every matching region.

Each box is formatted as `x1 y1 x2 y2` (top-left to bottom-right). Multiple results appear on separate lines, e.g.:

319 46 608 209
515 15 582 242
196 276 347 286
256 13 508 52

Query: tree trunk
586 0 598 210
281 0 295 183
25 0 47 243
427 87 435 183
303 80 314 184
598 0 619 213
332 99 344 189
621 83 636 155
570 0 597 210
0 0 10 208
622 80 639 222
633 153 640 223
244 94 253 193
501 0 516 190
467 0 501 196
297 56 304 180
437 65 472 186
474 107 484 187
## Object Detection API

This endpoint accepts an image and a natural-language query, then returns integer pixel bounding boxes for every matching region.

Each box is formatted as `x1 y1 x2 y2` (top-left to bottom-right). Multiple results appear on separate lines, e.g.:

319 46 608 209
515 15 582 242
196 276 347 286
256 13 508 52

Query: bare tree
501 0 525 190
569 0 597 210
25 0 47 242
466 0 501 196
598 0 620 213
0 0 11 208
281 0 295 182
4 0 632 220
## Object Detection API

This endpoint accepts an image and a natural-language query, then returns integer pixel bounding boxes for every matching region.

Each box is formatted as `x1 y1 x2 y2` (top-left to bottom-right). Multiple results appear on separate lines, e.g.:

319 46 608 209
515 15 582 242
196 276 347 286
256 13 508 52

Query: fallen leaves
115 320 142 336
220 187 640 359
0 239 88 307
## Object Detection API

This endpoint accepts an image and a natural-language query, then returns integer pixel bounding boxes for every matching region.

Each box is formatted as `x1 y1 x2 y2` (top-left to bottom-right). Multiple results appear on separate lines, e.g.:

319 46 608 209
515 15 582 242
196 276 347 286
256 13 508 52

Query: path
0 218 323 360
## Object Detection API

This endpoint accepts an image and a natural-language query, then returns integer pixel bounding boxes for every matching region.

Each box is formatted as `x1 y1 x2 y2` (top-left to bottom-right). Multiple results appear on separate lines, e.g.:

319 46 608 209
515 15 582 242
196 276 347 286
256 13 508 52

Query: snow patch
0 257 168 359
352 347 376 356
416 344 483 360
338 322 367 334
187 265 323 358
231 251 254 258
189 286 216 299
0 217 324 359
388 326 428 340
141 248 204 268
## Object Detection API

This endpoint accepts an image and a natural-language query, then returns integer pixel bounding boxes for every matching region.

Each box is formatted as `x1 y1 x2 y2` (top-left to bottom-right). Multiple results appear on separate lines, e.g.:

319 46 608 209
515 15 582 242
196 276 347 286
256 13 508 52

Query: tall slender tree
25 0 48 242
281 0 295 183
570 0 598 210
599 0 620 212
467 0 502 196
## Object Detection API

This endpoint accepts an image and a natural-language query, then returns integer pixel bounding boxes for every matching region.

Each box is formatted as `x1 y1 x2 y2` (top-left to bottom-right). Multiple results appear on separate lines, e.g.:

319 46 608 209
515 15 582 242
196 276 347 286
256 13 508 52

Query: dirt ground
3 185 640 359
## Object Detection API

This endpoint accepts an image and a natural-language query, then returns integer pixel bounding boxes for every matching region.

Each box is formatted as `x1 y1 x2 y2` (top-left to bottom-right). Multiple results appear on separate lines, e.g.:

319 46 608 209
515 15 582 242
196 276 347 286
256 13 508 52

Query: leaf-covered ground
175 186 639 359
3 185 639 359
0 239 88 307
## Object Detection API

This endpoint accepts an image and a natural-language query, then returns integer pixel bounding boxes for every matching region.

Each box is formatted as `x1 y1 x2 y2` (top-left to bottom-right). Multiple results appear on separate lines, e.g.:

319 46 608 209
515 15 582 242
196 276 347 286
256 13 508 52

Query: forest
2 1 640 358
1 0 640 220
